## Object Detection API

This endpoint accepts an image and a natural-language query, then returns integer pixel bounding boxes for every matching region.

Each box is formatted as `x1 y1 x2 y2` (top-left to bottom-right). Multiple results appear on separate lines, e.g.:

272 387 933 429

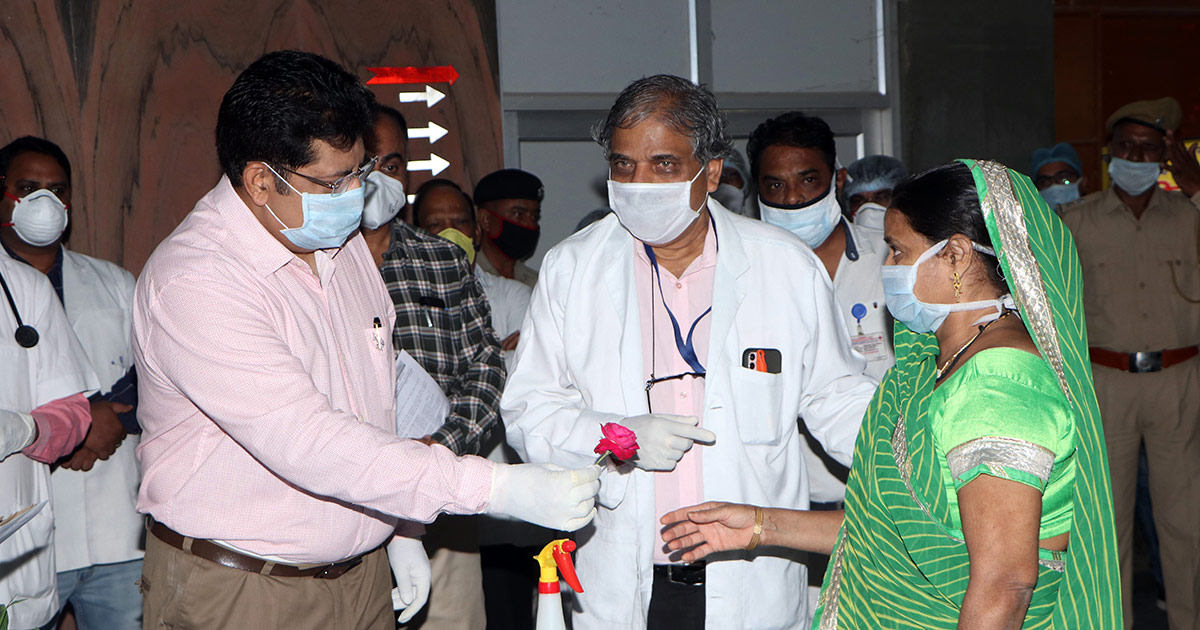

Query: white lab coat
502 203 876 630
802 219 895 503
830 220 893 382
0 252 98 629
476 267 532 375
51 249 143 573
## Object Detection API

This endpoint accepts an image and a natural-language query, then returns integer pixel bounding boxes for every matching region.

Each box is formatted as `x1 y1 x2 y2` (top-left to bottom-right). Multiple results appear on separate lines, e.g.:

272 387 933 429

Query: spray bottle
534 539 583 630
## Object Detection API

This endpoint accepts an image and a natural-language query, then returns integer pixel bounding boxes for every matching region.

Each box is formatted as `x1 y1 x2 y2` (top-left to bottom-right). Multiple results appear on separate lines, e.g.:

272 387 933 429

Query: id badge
851 332 887 362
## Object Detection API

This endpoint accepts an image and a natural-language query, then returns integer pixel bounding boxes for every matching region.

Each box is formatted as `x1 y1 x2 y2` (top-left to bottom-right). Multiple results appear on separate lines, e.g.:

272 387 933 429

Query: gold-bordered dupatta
970 159 1120 627
813 160 1120 629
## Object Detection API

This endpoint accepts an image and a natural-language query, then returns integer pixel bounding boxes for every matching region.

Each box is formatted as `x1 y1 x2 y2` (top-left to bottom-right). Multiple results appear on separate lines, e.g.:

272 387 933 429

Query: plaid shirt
379 221 506 455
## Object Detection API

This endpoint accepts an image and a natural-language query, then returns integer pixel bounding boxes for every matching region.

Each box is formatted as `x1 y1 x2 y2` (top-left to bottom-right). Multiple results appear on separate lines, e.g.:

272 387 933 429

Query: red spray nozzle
535 539 584 594
552 540 583 593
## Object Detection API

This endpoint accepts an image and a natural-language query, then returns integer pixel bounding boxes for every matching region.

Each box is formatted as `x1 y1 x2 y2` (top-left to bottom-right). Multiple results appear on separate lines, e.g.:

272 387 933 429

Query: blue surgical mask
881 239 1010 334
1039 183 1080 209
263 163 365 251
758 180 841 248
1108 157 1161 196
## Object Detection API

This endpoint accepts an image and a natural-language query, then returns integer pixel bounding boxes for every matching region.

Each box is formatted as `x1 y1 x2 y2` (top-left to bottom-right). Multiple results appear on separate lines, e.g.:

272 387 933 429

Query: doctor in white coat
750 113 896 505
0 136 143 629
52 249 143 624
0 255 98 629
502 75 876 630
748 112 896 613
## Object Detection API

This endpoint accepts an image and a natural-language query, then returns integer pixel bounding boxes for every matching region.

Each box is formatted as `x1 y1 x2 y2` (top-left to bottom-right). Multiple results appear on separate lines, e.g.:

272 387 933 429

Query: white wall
519 140 610 248
710 0 882 93
499 0 692 94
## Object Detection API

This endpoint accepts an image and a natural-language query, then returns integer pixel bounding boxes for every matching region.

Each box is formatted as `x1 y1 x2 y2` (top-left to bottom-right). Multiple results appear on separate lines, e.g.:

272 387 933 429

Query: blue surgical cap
1031 142 1082 178
844 155 908 199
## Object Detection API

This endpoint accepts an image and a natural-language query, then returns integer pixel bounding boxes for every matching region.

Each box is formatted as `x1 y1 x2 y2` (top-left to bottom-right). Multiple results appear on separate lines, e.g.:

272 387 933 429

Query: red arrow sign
366 66 459 86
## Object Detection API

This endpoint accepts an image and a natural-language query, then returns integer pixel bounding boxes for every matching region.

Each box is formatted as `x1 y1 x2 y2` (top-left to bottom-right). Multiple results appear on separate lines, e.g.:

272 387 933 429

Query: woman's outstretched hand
660 501 760 562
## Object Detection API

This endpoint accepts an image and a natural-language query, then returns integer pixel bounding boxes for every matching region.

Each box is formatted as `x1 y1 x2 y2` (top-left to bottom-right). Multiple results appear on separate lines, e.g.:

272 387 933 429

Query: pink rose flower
594 422 639 463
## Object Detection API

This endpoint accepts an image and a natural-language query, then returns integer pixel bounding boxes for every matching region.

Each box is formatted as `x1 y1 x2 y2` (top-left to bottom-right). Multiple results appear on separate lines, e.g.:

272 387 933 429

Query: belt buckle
1131 351 1163 373
313 557 363 579
666 563 704 587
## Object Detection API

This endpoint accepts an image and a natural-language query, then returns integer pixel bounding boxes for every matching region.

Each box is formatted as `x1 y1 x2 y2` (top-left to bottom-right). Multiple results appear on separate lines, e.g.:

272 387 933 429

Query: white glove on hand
386 536 431 623
0 409 37 461
621 414 716 471
487 463 600 531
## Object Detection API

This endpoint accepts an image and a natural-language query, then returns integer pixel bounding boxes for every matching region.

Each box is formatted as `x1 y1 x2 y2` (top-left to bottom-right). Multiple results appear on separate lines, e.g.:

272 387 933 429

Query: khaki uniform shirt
1060 187 1200 352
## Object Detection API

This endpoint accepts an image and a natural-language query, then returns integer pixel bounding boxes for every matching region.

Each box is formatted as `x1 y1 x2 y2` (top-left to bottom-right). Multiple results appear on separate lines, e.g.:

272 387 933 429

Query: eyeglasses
271 155 378 197
644 371 705 411
1034 170 1079 190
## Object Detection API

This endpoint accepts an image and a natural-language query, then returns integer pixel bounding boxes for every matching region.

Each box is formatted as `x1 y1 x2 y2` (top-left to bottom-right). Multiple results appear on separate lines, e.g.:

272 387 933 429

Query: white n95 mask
361 171 406 230
4 189 69 246
608 167 706 245
758 180 842 248
853 202 887 231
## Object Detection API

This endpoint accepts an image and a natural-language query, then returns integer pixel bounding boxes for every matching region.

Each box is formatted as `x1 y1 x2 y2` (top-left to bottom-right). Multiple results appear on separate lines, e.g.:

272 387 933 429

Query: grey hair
592 74 734 165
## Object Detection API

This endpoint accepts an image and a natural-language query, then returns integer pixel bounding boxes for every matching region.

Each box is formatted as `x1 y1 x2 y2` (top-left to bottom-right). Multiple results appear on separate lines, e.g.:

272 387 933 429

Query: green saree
812 160 1121 629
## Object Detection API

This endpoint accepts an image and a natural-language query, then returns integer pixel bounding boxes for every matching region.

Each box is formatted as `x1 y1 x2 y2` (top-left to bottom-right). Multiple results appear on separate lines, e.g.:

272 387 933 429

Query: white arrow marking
408 121 448 144
407 153 450 176
397 85 445 108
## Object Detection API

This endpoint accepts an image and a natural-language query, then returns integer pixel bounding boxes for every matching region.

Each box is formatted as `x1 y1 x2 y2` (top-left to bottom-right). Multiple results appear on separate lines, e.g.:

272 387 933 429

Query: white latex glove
487 463 600 531
621 414 715 471
386 536 431 623
0 409 37 461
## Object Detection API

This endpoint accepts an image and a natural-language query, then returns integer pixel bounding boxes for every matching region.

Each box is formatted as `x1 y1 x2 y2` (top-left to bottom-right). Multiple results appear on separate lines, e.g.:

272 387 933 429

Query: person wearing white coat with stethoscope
502 76 877 630
0 136 145 630
0 207 98 628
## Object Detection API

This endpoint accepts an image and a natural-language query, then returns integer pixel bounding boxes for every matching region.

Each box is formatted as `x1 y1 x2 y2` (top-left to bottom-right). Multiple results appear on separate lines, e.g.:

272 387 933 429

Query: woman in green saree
660 159 1120 629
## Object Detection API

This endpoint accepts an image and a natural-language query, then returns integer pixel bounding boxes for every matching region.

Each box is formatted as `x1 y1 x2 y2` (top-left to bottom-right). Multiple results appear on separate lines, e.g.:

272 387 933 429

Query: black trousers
646 570 705 629
480 544 539 629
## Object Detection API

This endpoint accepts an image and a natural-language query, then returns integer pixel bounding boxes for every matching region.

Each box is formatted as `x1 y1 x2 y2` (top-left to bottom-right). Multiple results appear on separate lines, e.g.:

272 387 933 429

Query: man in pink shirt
133 51 599 630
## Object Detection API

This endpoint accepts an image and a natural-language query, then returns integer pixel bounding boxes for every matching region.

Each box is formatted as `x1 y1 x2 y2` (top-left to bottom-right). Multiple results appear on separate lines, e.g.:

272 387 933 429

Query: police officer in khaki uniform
1061 97 1200 630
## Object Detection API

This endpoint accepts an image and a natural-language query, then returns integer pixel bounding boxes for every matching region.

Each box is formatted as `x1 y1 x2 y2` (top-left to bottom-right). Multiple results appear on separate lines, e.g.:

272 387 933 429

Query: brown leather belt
1089 346 1199 373
149 519 365 579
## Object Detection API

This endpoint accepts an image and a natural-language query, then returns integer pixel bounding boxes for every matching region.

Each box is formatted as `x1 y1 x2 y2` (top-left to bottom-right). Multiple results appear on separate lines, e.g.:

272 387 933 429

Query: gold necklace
935 310 1012 382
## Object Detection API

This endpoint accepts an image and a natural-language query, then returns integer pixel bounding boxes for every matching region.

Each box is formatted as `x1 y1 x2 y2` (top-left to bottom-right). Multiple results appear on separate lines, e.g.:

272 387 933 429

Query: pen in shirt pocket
372 317 386 350
418 295 446 327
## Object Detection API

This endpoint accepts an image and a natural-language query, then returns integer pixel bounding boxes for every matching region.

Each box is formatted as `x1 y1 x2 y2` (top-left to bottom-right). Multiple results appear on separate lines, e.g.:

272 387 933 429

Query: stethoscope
0 268 39 348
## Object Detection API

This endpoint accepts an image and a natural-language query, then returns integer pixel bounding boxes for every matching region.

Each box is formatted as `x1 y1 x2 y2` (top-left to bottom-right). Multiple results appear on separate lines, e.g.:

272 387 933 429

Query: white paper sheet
0 499 47 545
394 349 450 439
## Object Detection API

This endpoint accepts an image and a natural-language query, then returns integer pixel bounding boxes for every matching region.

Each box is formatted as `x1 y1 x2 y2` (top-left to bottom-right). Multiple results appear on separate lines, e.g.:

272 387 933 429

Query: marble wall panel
0 0 502 273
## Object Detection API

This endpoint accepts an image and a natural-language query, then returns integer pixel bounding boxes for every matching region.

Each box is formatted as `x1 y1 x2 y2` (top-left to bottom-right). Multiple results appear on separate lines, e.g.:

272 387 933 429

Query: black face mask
486 211 540 261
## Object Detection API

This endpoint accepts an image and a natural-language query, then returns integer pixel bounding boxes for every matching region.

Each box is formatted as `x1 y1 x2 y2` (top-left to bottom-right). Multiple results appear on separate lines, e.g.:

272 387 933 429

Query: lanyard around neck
642 217 718 374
